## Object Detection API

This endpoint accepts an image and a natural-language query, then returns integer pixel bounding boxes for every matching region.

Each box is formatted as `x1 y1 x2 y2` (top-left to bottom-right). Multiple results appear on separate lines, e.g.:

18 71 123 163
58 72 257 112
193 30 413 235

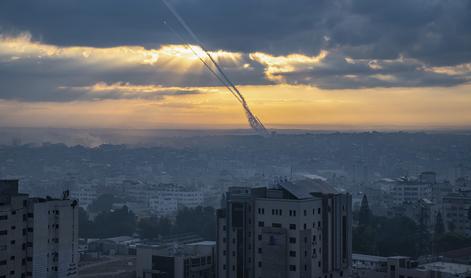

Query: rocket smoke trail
161 0 269 135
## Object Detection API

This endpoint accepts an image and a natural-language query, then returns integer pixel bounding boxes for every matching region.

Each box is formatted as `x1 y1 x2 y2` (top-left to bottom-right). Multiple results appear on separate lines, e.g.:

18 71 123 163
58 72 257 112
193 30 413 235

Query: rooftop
418 262 471 274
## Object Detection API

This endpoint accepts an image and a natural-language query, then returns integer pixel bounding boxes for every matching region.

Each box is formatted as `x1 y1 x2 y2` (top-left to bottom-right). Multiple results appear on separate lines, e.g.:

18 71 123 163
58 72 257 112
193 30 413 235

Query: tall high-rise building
216 179 352 278
0 180 79 278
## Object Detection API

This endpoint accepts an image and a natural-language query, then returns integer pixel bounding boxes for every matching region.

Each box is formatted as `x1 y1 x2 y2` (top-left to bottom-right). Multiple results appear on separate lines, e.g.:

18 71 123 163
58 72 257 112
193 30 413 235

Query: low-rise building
352 254 471 278
136 241 216 278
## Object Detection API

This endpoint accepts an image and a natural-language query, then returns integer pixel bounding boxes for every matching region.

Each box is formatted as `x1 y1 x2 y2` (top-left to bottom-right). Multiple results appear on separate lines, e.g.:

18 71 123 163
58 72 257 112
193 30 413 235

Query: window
304 210 307 216
289 224 296 230
258 261 262 268
0 230 7 235
258 235 262 240
272 223 282 228
289 251 296 257
304 223 307 230
0 215 7 220
318 208 321 214
258 221 264 227
0 260 6 265
289 237 296 244
289 265 296 271
258 248 262 254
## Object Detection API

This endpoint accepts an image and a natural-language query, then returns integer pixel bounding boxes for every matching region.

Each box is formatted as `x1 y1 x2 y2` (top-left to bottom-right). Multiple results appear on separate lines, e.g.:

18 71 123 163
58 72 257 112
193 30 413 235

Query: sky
0 0 471 130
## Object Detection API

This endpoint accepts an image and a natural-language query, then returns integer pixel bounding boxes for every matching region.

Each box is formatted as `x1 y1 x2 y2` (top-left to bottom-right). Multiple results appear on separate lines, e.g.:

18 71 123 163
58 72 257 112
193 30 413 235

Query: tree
174 206 216 240
93 206 136 238
138 217 173 239
88 194 120 213
433 233 471 253
78 207 94 238
434 212 445 235
358 195 371 226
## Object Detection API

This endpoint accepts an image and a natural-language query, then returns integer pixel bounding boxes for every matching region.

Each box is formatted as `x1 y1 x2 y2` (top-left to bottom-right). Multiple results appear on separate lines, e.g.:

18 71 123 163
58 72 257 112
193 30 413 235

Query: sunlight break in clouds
0 33 243 69
61 82 221 100
249 50 328 82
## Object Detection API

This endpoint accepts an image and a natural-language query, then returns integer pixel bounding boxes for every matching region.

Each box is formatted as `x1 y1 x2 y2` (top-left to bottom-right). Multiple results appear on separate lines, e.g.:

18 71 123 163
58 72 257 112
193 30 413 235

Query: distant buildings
136 241 216 278
352 254 471 278
0 180 79 278
216 179 352 278
69 185 97 209
441 191 471 236
126 183 204 217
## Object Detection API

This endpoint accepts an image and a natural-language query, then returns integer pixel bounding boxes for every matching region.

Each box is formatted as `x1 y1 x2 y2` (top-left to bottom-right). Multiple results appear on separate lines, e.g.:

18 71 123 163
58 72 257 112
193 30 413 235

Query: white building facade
0 180 79 278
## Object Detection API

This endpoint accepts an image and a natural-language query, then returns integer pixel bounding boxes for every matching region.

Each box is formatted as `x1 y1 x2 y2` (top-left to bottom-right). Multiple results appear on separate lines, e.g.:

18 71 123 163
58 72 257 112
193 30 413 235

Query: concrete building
0 180 79 278
391 177 433 206
216 179 352 278
390 172 452 206
69 185 97 209
352 254 471 278
149 190 204 217
441 191 471 236
136 241 216 278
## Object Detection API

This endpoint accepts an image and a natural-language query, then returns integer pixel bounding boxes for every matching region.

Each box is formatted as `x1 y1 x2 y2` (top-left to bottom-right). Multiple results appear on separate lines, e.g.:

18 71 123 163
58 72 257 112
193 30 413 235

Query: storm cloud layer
0 0 471 102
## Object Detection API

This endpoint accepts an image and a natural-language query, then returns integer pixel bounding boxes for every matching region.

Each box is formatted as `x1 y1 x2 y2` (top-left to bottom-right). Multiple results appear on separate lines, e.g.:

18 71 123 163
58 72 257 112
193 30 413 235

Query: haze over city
1 1 471 278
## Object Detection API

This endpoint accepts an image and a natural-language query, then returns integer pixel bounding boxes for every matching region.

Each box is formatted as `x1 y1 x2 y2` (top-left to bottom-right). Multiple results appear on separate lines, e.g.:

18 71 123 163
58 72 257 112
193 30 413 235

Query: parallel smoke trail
160 0 268 135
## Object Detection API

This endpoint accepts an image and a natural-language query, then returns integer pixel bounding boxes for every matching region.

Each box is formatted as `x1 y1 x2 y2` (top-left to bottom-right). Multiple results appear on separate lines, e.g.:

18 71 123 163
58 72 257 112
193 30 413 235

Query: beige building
0 180 79 278
217 179 352 278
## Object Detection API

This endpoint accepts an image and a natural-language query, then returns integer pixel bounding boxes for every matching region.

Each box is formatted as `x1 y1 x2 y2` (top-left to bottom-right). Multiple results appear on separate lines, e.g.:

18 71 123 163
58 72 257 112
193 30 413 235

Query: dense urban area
1 131 471 278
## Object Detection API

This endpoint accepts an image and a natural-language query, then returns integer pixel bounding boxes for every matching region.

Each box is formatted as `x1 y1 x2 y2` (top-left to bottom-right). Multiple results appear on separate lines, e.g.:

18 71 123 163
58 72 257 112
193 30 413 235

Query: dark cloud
0 0 470 99
1 0 470 66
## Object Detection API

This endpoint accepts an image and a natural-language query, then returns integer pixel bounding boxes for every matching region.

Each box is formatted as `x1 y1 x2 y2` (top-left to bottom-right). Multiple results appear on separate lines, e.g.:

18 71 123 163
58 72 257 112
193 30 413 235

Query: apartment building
0 180 78 278
217 179 352 278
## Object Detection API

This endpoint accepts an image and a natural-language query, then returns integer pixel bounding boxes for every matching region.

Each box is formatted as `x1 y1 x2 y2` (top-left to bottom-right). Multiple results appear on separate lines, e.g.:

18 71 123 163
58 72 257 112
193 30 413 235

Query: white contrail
160 0 269 135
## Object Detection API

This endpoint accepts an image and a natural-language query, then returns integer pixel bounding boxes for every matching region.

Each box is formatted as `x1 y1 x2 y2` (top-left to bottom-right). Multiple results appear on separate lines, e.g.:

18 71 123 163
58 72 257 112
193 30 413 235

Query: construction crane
161 0 269 136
